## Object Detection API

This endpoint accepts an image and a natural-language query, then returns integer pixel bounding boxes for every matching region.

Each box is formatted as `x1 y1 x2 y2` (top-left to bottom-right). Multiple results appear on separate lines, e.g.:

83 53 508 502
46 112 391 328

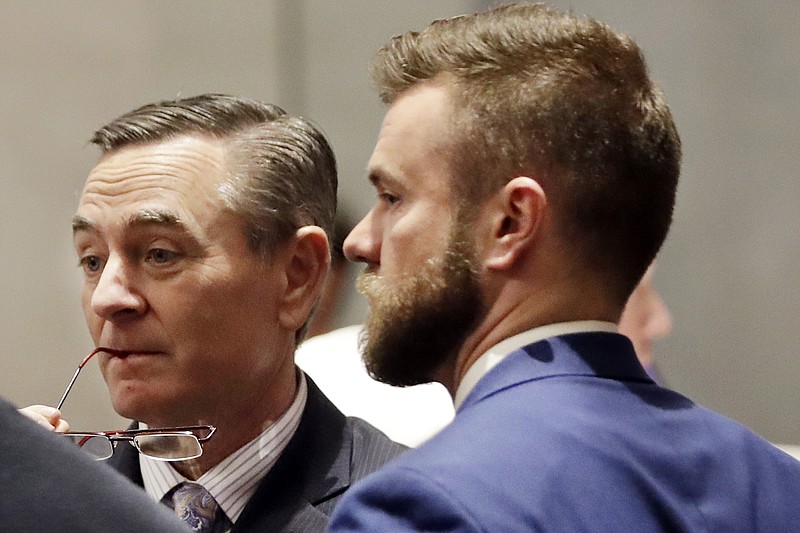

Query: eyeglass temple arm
56 347 115 411
100 425 216 442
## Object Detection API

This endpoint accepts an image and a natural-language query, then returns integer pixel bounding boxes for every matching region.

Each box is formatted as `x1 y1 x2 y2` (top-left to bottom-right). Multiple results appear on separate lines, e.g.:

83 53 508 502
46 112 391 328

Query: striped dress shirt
140 374 308 530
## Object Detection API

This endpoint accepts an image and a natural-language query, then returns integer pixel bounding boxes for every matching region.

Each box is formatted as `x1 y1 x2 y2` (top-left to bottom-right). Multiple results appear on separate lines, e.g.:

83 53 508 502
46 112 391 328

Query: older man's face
73 136 291 427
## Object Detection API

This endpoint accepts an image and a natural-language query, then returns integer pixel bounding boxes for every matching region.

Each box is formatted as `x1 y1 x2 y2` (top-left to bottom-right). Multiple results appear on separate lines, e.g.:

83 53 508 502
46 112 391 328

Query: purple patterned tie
165 482 224 533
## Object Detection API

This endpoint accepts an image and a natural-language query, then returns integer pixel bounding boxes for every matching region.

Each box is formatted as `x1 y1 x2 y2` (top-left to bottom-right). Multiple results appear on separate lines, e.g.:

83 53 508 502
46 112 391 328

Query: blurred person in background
619 262 673 382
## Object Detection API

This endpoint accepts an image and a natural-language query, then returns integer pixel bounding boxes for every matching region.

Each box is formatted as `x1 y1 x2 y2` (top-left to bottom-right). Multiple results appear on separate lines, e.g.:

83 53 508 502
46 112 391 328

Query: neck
447 274 621 397
158 363 298 480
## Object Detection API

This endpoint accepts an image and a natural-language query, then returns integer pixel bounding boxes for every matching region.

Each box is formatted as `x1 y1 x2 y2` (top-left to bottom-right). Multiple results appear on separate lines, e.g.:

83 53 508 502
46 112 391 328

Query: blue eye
80 255 104 273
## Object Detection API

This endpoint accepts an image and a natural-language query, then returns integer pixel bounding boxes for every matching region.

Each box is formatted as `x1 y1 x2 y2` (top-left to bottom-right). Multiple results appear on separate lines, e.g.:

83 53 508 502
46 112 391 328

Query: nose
90 256 147 322
343 210 380 266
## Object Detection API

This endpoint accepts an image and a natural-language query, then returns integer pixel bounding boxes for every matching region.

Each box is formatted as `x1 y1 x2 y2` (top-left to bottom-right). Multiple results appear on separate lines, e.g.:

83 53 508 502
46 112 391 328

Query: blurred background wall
1 1 798 444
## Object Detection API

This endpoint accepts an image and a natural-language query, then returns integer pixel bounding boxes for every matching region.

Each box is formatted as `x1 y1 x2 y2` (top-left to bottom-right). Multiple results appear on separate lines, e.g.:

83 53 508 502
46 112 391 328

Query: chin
108 387 167 424
110 395 150 422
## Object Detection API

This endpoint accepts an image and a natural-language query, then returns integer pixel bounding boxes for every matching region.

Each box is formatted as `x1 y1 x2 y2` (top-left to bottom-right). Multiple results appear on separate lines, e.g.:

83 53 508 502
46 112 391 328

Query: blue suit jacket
329 332 800 532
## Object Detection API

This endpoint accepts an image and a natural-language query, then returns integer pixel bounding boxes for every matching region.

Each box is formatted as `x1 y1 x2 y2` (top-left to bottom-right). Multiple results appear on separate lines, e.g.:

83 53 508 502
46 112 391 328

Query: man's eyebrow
129 208 182 227
368 166 398 189
71 215 94 234
72 209 184 234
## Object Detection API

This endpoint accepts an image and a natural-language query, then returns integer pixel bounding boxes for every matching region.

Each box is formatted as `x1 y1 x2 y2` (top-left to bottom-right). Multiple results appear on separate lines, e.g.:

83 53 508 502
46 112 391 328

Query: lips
97 347 162 358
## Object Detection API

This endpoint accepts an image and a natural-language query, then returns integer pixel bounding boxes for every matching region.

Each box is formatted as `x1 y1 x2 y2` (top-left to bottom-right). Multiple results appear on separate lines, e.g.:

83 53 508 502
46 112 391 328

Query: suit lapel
233 377 353 532
107 423 144 487
106 378 364 532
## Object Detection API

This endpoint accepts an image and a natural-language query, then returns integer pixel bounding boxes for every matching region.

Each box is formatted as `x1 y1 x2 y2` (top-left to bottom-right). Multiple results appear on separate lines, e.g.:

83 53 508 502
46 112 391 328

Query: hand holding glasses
57 347 215 462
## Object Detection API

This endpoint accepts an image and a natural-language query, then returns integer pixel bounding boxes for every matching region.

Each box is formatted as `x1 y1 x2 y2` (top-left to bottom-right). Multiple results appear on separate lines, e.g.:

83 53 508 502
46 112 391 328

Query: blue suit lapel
460 332 653 412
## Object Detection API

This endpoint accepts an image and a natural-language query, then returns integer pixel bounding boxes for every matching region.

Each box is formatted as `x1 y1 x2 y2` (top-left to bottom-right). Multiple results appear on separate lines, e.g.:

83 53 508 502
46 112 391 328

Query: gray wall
533 0 800 444
1 1 798 443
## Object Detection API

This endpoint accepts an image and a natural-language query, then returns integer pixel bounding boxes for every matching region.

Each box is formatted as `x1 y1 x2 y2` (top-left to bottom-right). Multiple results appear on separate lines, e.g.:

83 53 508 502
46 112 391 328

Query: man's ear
277 226 331 332
484 176 547 271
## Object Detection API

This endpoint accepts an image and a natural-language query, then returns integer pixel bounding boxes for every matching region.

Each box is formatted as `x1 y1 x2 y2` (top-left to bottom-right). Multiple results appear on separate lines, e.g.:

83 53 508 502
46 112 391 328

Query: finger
22 405 60 422
19 405 61 430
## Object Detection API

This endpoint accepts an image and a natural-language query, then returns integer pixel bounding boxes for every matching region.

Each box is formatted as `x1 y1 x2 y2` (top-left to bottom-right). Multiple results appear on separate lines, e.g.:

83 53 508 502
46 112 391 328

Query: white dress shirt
454 321 618 409
140 373 307 528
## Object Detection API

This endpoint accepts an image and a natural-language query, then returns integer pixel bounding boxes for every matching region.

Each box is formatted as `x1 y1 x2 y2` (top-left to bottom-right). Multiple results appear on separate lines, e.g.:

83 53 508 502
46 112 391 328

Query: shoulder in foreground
0 396 188 532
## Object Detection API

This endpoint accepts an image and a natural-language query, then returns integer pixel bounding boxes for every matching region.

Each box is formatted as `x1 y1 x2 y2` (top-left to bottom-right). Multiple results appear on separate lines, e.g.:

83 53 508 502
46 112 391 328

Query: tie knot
166 482 226 533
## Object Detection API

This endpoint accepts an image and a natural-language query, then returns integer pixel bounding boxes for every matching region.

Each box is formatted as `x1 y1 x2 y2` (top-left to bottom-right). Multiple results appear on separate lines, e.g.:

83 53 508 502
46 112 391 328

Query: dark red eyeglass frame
57 347 149 410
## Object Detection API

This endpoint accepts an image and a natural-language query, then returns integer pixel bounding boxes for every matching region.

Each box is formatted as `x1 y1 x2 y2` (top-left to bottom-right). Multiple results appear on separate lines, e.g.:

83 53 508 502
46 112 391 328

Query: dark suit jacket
0 396 189 533
109 375 406 532
329 332 800 532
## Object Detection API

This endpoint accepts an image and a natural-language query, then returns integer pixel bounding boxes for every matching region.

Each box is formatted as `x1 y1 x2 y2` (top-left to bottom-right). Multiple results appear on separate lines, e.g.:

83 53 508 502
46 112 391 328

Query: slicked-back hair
371 3 681 302
91 93 337 340
91 93 337 258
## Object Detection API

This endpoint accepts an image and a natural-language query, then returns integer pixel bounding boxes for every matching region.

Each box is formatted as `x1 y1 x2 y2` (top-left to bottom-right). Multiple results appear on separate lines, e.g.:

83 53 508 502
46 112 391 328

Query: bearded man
329 4 800 531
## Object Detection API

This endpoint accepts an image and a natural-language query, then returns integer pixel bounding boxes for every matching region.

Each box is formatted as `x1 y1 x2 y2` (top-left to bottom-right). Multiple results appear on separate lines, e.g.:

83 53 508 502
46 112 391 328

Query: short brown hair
371 3 680 301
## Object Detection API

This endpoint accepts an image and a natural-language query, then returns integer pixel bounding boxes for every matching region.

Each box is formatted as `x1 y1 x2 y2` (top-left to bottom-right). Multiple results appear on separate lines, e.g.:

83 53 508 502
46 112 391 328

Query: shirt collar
454 321 618 409
140 372 308 525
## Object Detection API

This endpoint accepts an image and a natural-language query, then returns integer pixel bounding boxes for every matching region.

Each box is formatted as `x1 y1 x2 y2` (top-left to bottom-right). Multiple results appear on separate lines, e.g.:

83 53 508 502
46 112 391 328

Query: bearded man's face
357 226 484 387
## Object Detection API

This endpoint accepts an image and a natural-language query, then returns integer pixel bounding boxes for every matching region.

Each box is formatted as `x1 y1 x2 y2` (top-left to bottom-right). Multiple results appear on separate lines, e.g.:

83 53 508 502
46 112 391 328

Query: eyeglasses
64 425 216 461
57 347 216 461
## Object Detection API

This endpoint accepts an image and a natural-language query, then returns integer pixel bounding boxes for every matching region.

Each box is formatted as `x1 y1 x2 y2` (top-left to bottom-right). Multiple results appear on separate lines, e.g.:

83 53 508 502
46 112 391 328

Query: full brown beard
356 224 484 387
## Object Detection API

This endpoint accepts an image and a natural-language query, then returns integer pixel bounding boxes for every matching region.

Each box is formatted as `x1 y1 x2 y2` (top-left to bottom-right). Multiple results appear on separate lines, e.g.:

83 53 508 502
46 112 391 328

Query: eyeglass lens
133 433 203 461
63 434 114 461
64 432 204 462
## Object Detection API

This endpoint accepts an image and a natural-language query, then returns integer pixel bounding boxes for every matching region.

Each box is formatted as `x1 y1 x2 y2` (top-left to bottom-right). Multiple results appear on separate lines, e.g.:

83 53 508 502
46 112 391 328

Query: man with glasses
27 94 404 532
0 396 190 532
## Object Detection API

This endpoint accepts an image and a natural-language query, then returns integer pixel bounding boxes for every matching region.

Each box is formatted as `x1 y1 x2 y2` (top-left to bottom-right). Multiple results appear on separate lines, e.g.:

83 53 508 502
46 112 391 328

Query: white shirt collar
140 372 308 526
454 321 618 409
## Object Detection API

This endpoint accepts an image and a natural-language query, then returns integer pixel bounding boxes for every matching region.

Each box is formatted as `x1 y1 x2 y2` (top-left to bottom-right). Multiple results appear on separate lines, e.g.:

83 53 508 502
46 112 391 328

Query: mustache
356 268 384 298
